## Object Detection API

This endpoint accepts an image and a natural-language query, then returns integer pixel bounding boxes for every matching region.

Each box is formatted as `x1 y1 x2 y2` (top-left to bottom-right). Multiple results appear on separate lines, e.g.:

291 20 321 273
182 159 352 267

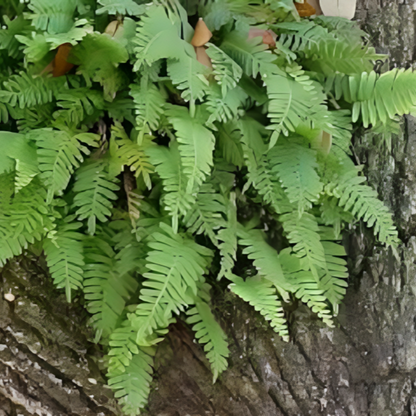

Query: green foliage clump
0 0 408 413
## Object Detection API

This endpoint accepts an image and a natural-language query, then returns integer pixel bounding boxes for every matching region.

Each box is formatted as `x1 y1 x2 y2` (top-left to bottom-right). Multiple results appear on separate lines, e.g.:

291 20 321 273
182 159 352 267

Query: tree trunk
1 1 415 415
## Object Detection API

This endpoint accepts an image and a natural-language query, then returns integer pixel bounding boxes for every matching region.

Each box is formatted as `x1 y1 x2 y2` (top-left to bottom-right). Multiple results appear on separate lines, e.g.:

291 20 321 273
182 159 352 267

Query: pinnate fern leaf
130 81 165 142
167 55 211 115
83 235 138 341
186 300 229 382
133 5 186 70
96 0 147 16
130 223 212 346
167 106 215 194
73 160 120 235
29 128 99 203
147 142 195 232
230 276 289 341
44 220 85 303
268 138 323 214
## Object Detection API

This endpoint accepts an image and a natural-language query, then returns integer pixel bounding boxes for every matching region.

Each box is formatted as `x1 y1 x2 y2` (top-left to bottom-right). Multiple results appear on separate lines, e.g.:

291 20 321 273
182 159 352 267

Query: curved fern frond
43 220 84 303
280 211 326 281
130 223 212 346
263 68 327 146
216 122 244 168
327 69 416 127
331 170 399 247
268 138 323 215
0 177 53 266
0 72 66 109
26 0 78 33
96 0 147 16
206 43 243 97
28 128 99 203
107 317 156 416
302 39 380 76
130 81 166 143
277 22 380 76
183 183 226 244
186 300 229 382
73 160 120 235
108 347 155 416
167 106 215 194
83 235 138 341
110 123 155 189
133 5 186 71
318 227 348 314
53 88 105 128
220 31 277 78
206 85 247 126
229 275 289 341
278 247 333 326
167 55 211 115
147 142 195 233
238 229 295 301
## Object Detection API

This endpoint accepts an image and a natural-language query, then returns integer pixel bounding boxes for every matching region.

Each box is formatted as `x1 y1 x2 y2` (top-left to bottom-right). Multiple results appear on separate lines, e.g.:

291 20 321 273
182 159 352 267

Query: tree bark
1 1 416 415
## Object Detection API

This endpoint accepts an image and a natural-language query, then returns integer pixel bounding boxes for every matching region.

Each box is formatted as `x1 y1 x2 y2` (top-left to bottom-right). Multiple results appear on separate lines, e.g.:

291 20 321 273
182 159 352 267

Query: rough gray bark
1 1 416 415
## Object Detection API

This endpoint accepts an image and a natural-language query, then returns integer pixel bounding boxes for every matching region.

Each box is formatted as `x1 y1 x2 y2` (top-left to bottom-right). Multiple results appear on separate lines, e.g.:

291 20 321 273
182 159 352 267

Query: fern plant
0 0 409 413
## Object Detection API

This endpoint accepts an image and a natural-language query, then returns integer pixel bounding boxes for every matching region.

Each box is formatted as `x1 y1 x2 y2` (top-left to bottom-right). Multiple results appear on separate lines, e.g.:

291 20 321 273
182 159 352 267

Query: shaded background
1 1 416 414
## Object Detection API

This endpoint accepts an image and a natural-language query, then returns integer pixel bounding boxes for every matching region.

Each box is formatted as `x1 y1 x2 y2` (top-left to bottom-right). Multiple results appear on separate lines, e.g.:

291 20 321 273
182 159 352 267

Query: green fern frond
268 138 323 214
130 81 166 143
15 20 92 62
183 182 226 244
96 0 147 16
313 15 369 44
53 88 105 127
108 347 155 416
216 121 245 169
280 249 333 326
263 68 327 146
220 31 276 78
0 177 54 266
73 160 120 235
277 21 380 75
238 229 295 301
28 128 99 203
133 5 186 71
186 300 229 382
328 69 416 127
206 43 243 97
107 318 156 415
0 72 66 109
243 145 293 215
83 235 138 340
130 223 212 346
110 123 154 189
44 220 84 303
167 106 215 194
26 0 79 33
318 227 348 314
147 142 195 232
331 170 399 247
71 33 129 100
167 55 211 115
0 15 31 60
111 219 147 276
280 211 326 281
303 39 380 75
206 85 247 126
0 131 38 188
229 275 289 341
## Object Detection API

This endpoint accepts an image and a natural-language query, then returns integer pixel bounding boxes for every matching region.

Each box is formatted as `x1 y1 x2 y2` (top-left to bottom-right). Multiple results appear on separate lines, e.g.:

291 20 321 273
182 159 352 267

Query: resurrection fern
0 0 410 413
